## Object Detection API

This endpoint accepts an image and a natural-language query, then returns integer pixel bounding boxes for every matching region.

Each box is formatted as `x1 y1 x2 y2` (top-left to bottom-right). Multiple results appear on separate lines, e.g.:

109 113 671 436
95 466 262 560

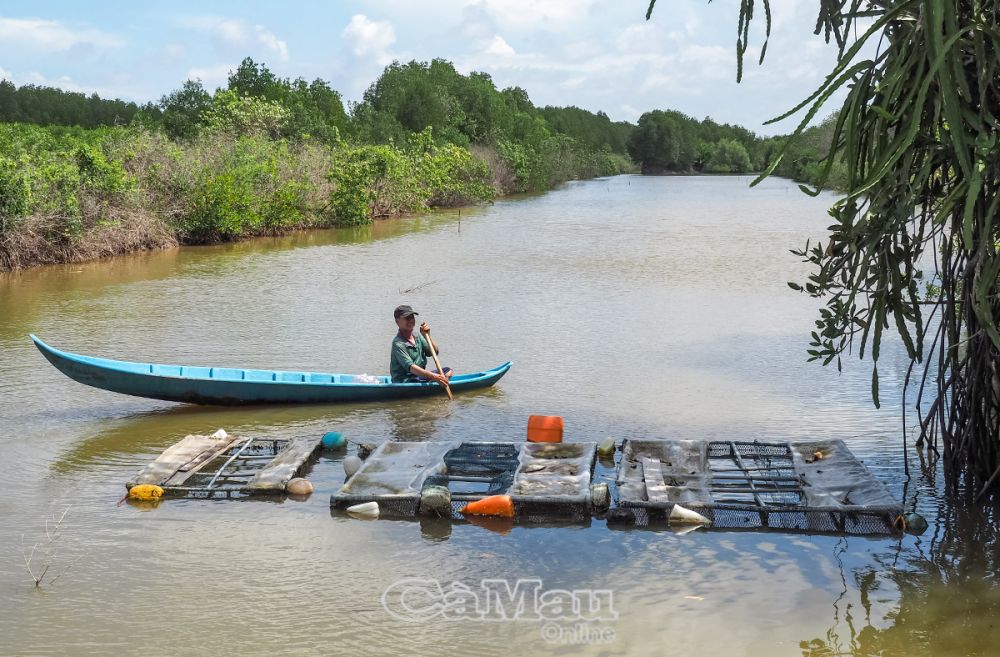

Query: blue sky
0 1 848 135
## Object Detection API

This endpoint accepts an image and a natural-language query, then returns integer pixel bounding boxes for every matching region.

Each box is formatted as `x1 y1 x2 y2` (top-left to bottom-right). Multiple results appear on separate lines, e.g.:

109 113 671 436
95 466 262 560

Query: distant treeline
626 109 764 174
0 61 838 185
624 109 841 186
0 80 142 128
1 60 636 183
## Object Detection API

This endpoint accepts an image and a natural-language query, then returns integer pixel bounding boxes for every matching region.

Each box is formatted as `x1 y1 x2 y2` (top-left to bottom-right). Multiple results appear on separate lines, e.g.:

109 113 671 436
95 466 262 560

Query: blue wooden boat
30 335 511 406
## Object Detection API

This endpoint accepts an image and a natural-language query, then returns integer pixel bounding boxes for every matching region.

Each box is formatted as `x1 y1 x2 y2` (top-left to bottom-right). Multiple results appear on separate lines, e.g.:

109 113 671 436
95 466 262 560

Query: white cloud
615 22 667 52
766 0 805 33
484 35 515 57
341 15 397 65
638 72 678 94
253 26 289 61
179 16 288 62
0 64 158 101
676 44 729 70
214 19 246 46
473 0 598 30
0 17 124 53
562 40 602 60
20 71 84 92
0 2 862 133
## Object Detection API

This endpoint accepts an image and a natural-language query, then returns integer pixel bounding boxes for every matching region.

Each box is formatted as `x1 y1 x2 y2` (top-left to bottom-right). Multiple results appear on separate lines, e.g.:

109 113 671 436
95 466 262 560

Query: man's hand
432 372 449 385
419 322 431 335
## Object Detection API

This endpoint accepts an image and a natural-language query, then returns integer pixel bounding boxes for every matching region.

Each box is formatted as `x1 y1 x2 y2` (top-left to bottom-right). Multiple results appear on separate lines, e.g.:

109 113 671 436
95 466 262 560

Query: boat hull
30 335 511 406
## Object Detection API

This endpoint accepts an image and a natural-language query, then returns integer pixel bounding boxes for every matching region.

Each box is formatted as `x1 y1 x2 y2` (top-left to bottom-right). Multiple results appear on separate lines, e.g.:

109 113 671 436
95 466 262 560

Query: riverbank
0 123 634 272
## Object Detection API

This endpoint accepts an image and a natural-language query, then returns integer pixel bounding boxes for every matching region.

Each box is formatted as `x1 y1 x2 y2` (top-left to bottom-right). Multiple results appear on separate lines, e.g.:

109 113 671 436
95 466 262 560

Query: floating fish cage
131 432 902 535
128 432 322 498
331 438 901 535
614 439 902 534
331 441 599 523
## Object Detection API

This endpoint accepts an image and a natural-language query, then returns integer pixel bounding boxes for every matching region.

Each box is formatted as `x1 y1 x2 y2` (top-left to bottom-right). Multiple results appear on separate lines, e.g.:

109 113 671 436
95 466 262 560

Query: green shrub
74 143 133 195
187 169 256 239
496 140 544 192
329 144 422 225
265 179 309 228
0 156 32 229
36 160 81 222
204 90 291 138
328 136 494 225
704 138 752 173
177 136 317 241
418 143 494 207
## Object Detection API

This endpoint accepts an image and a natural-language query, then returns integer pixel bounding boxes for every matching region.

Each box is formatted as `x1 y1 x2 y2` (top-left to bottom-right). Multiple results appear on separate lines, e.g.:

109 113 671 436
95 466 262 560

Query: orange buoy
461 495 515 518
527 415 563 443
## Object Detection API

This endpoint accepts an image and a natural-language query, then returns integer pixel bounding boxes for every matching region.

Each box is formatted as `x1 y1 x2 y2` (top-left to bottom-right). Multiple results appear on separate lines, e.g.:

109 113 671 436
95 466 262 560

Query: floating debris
128 484 164 501
286 478 314 495
322 432 346 449
894 512 929 535
343 455 363 478
419 485 452 517
669 504 712 526
590 482 611 511
346 501 379 519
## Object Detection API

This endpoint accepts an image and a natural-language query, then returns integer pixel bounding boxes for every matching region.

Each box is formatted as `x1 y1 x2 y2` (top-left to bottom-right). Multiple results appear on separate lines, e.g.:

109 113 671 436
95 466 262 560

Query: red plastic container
527 415 564 443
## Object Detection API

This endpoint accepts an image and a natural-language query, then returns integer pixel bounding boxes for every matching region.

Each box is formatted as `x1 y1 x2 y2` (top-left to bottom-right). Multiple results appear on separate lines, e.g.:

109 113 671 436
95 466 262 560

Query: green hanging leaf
872 365 881 409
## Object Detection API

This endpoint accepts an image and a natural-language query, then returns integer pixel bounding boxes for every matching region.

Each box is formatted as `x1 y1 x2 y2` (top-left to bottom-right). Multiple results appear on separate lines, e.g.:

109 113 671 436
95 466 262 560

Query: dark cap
394 304 419 319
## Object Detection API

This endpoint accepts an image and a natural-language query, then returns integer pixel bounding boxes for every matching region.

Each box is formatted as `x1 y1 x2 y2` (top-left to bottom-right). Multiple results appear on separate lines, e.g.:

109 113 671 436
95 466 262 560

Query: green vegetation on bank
0 55 842 271
762 115 848 190
347 59 633 192
0 120 499 269
0 57 637 270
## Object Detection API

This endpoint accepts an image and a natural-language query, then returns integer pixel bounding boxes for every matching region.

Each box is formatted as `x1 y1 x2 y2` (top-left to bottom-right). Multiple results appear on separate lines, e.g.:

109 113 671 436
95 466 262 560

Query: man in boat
390 305 453 384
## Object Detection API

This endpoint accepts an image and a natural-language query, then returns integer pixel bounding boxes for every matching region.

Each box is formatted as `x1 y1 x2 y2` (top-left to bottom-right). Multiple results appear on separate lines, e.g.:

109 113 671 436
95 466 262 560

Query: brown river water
1 175 998 656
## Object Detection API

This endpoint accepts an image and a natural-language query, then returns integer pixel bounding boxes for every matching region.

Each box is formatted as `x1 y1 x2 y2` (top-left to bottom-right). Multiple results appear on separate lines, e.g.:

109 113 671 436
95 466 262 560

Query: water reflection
47 382 511 475
419 515 454 541
0 208 477 342
801 491 1000 657
48 402 364 473
383 400 447 441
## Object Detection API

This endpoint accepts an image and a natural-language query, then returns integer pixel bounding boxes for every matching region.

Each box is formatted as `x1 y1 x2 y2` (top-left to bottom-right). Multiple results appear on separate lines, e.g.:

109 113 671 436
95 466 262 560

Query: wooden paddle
424 329 452 400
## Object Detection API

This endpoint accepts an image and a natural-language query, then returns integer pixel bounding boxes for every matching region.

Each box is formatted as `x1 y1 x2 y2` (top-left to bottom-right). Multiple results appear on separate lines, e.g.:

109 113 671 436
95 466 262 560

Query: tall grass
0 124 569 270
